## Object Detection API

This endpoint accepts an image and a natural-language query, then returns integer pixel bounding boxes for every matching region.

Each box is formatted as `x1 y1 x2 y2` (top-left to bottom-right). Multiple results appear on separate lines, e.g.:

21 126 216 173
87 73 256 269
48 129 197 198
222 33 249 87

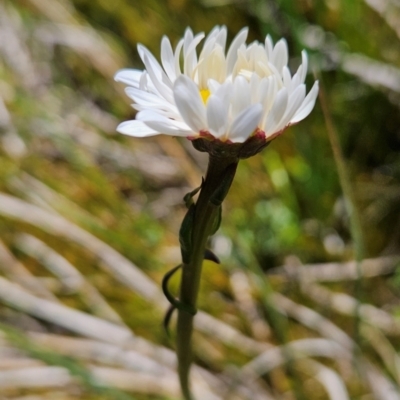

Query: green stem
176 155 238 400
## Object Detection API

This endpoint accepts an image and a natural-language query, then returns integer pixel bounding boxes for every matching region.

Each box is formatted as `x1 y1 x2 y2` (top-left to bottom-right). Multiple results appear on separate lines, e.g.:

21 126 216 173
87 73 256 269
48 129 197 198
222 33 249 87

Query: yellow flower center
200 89 211 104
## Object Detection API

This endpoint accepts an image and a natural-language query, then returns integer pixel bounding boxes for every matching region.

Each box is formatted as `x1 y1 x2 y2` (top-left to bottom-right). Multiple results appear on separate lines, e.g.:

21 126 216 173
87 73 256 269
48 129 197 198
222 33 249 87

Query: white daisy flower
115 26 318 152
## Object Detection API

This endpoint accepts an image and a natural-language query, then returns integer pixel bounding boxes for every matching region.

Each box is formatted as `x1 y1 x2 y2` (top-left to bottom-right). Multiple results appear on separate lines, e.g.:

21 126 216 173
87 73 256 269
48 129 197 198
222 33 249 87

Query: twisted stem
176 155 238 400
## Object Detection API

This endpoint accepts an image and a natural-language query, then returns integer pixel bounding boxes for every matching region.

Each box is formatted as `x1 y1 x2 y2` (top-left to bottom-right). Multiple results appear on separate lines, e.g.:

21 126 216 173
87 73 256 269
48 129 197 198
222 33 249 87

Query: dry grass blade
88 366 183 398
230 269 271 340
242 338 349 377
0 95 26 158
364 362 400 400
0 366 70 390
268 256 400 282
14 233 91 292
0 192 163 303
241 339 352 400
0 277 133 344
342 54 400 93
364 0 400 40
194 311 271 355
8 174 105 228
0 240 57 302
303 283 400 336
28 332 176 375
35 22 123 77
361 324 400 385
302 360 350 400
2 393 73 400
0 3 41 90
271 293 353 349
15 233 125 325
0 357 43 370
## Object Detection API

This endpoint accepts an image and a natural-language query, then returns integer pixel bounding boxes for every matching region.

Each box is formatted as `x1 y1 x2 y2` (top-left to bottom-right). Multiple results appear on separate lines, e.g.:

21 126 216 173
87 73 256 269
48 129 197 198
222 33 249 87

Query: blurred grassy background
0 0 400 399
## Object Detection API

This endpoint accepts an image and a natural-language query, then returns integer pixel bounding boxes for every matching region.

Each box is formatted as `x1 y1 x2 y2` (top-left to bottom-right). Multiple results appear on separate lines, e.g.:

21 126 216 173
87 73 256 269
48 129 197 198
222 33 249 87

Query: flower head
115 26 318 155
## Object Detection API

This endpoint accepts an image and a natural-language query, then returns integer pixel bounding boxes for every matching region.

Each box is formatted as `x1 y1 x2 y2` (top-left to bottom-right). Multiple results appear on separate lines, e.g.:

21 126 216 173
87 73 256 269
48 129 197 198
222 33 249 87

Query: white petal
144 120 193 137
261 76 278 113
228 103 263 143
131 103 178 118
161 36 176 81
272 87 288 121
203 26 227 51
204 25 220 47
183 28 202 77
289 67 302 93
300 50 308 83
258 78 276 128
126 88 178 116
267 61 282 80
288 52 308 93
174 39 184 77
215 26 227 51
213 81 233 104
272 39 288 72
290 81 319 123
208 79 221 93
275 84 306 131
183 27 194 55
114 69 143 87
206 95 229 138
233 44 249 77
232 76 251 116
265 35 274 60
250 74 261 103
246 42 258 69
173 75 206 132
258 78 270 103
139 71 148 90
265 87 288 134
200 36 217 62
198 45 227 87
136 110 192 135
282 66 292 88
138 45 172 88
227 27 249 74
285 84 306 119
184 32 205 77
117 120 159 137
125 87 172 108
142 54 174 103
136 110 178 124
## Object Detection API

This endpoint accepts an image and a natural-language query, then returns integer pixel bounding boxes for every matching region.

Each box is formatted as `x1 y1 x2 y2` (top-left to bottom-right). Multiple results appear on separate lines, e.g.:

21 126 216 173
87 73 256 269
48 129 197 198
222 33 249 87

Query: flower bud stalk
176 155 238 400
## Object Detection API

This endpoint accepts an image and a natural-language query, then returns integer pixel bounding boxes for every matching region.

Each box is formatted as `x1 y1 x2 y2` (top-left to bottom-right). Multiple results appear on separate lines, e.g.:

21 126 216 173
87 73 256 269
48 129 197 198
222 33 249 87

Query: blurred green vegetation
0 0 400 398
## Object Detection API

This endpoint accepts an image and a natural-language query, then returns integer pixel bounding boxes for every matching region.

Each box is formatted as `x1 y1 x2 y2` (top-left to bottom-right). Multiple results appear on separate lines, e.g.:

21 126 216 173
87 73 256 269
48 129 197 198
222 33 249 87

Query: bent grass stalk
318 80 366 367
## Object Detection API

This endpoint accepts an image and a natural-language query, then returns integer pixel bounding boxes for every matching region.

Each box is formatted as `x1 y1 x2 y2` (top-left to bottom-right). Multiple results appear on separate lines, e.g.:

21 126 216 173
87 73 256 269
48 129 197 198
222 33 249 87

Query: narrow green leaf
179 204 195 263
204 248 220 264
